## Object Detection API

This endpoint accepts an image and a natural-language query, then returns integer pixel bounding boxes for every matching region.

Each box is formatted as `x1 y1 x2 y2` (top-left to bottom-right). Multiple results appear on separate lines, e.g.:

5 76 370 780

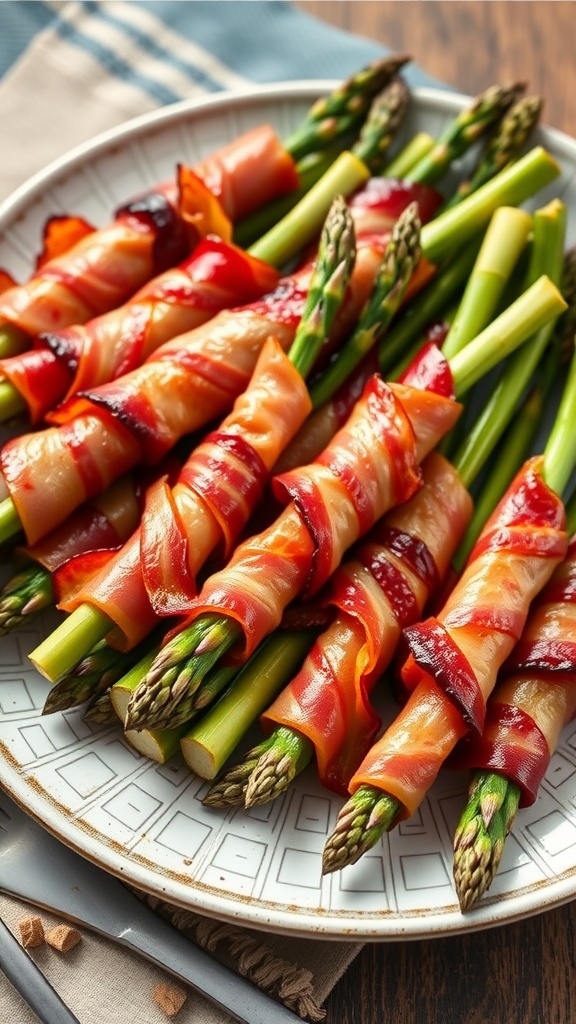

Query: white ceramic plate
1 83 576 941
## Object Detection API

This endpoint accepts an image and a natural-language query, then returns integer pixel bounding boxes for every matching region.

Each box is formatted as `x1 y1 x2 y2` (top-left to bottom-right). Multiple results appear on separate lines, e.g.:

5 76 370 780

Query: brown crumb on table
45 924 82 953
153 981 188 1018
18 915 45 948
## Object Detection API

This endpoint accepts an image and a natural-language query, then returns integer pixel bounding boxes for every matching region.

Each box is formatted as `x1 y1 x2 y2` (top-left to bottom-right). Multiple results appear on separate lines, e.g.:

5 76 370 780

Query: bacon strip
0 189 190 339
56 336 311 649
176 375 461 663
0 124 298 340
0 238 279 423
452 537 576 806
19 474 143 578
348 456 567 819
140 336 312 613
260 452 473 795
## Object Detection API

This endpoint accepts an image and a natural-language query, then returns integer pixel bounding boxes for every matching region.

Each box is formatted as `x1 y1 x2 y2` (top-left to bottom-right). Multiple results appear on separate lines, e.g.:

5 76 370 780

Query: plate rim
1 80 576 941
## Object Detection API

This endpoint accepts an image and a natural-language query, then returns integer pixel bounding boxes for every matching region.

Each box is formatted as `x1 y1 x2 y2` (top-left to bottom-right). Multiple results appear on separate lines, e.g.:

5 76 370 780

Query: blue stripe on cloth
76 0 238 94
52 10 183 106
0 1 54 78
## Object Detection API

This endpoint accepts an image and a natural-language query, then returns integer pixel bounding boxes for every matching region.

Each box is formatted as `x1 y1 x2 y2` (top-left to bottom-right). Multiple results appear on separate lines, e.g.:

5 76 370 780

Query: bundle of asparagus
0 65 573 921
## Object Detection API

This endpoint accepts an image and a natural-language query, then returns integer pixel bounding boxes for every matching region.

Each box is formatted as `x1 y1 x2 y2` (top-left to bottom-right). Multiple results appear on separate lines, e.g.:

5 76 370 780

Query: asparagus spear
121 272 566 735
351 76 410 174
404 81 526 185
282 55 410 162
307 198 422 407
443 94 543 208
453 769 522 912
42 636 151 715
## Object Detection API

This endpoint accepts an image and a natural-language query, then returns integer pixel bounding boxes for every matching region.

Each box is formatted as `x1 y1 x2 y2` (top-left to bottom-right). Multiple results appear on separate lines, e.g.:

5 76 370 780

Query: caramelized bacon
261 452 472 795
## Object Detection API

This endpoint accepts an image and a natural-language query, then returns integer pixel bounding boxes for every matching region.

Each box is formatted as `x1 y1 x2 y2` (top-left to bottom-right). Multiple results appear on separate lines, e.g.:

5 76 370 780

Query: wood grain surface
295 4 576 1023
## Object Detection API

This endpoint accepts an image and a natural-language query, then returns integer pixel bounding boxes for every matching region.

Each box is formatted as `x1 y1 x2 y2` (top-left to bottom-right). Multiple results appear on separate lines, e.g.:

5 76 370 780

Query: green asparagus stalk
378 241 481 377
451 197 568 484
555 246 576 362
121 274 567 735
352 76 410 174
83 690 117 726
321 340 576 877
282 55 411 162
29 195 358 686
0 323 32 360
440 205 532 360
420 146 559 266
0 381 26 421
442 94 543 209
380 132 435 179
405 81 526 185
183 629 317 784
42 635 155 715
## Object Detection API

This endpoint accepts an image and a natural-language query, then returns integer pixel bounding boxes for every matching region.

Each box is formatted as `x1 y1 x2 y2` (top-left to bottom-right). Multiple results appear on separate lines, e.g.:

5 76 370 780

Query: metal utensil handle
0 918 81 1024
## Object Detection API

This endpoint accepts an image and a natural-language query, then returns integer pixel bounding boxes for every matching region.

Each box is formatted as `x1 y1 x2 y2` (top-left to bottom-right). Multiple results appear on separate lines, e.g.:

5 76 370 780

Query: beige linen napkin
0 891 360 1022
0 4 365 1020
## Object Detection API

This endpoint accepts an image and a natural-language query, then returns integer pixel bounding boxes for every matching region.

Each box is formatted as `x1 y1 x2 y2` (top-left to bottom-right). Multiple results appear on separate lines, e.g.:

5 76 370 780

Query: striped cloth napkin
0 0 438 203
0 3 437 1022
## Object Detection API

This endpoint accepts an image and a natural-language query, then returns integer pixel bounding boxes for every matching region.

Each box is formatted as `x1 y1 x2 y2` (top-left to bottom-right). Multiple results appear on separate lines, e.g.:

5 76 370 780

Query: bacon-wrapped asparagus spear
0 474 144 635
322 346 576 875
0 56 410 356
119 266 567 734
0 237 281 425
31 198 425 693
452 501 576 911
0 126 301 352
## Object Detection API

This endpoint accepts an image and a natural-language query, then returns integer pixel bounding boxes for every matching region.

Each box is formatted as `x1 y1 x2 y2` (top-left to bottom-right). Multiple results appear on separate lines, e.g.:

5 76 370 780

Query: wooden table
295 4 576 1022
